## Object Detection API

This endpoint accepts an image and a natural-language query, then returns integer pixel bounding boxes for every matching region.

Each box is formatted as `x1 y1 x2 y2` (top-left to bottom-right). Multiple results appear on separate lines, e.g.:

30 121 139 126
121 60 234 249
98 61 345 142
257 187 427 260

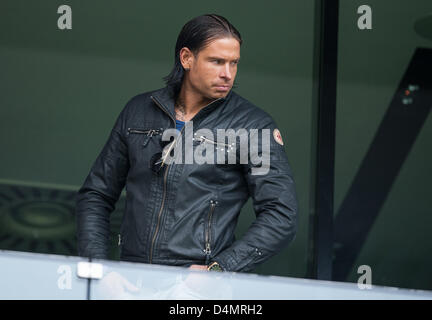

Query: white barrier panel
1 250 431 300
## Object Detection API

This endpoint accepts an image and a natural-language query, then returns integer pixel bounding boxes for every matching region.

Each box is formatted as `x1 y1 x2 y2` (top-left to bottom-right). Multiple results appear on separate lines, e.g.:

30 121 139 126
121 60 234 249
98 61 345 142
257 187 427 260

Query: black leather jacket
76 85 298 272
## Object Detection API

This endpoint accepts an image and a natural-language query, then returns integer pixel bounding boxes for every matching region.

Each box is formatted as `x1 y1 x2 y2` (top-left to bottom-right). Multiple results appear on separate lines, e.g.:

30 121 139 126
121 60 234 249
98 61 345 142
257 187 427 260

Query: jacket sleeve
212 115 298 272
75 107 130 259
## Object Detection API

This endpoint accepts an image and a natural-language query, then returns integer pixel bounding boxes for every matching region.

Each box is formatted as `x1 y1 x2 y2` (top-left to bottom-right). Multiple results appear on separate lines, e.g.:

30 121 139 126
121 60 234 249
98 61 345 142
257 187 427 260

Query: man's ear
179 47 194 70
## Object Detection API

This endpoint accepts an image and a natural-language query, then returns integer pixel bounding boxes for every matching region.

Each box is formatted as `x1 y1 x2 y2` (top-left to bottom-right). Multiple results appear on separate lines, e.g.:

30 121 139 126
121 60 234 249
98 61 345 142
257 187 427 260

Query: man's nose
220 64 232 80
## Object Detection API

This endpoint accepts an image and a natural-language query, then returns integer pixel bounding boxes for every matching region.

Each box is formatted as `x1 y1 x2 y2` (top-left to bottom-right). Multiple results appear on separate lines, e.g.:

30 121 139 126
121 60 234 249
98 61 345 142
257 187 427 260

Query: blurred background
0 0 431 291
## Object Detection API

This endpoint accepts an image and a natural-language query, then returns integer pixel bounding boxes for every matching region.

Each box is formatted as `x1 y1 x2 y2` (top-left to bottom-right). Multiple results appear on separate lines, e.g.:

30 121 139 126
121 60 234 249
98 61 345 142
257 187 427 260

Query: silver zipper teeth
204 200 217 256
197 136 234 148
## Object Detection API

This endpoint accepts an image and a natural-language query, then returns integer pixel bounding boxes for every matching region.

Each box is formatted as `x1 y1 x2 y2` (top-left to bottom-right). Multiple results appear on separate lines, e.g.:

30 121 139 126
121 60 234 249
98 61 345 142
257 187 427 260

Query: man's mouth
214 85 230 91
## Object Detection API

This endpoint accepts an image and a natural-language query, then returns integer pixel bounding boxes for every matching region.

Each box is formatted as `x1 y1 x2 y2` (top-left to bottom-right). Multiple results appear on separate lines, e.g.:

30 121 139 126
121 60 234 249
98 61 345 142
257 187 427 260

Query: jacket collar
151 85 233 125
150 85 177 122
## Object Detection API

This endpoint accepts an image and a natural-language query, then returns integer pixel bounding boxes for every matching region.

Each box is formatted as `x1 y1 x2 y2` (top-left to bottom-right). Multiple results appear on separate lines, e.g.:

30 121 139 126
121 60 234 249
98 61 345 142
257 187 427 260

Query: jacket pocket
127 127 163 147
203 199 218 265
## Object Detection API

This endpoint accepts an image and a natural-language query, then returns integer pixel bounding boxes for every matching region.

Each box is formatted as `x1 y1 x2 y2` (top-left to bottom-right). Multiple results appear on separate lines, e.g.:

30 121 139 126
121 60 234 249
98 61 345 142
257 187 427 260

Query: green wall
1 0 431 291
0 0 315 279
335 0 432 290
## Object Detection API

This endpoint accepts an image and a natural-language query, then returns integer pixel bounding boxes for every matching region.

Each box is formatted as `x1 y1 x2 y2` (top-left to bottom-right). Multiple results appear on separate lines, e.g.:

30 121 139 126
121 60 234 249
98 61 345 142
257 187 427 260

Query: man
76 14 298 273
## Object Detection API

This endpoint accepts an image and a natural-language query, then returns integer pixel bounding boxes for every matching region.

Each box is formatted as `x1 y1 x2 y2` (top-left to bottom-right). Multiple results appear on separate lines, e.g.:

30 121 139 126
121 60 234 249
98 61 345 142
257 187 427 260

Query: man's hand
188 264 208 271
97 271 140 299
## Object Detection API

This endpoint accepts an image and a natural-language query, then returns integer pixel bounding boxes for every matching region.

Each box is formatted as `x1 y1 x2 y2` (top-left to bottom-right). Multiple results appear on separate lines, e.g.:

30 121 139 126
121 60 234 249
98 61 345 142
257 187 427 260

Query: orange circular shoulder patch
273 128 284 146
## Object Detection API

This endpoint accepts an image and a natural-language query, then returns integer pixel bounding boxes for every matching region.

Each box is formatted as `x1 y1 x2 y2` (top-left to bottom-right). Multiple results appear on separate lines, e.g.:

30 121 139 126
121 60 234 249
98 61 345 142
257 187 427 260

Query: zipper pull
118 234 122 246
204 243 211 255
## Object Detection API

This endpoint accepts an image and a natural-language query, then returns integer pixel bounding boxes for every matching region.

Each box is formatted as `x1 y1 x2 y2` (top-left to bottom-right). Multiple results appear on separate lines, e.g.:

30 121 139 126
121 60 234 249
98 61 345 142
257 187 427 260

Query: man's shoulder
227 91 275 127
124 88 160 107
120 87 165 114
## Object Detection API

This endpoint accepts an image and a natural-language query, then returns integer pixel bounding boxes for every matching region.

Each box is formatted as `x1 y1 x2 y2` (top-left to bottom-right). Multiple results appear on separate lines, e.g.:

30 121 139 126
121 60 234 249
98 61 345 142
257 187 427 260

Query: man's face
182 37 240 100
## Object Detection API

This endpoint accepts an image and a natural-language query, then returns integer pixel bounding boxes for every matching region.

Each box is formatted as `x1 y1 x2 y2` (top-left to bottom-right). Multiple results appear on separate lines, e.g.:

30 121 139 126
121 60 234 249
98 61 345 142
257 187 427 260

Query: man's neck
175 82 214 121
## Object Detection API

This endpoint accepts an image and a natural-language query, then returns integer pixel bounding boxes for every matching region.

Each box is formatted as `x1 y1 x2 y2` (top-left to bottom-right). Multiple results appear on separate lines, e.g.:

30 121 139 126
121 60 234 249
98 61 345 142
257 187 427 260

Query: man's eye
213 60 222 64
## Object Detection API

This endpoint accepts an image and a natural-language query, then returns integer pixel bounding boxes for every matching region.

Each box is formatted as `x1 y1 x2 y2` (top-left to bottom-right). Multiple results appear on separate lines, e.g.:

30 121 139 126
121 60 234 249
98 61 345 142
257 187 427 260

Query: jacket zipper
148 95 223 264
204 200 217 264
148 96 176 264
149 157 171 264
127 128 162 136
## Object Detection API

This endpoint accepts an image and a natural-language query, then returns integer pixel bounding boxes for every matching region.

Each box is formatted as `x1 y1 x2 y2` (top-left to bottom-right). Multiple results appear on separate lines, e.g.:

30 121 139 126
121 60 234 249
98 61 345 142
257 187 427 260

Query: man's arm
75 107 130 259
212 114 298 272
